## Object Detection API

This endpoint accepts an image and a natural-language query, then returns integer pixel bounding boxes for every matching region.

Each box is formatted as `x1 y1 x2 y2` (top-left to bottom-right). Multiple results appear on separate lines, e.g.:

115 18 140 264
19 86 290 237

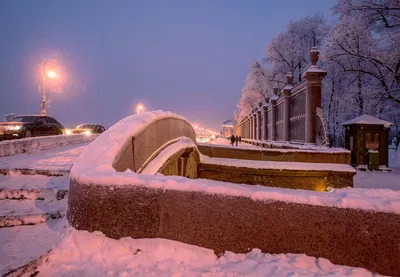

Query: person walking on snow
230 134 235 146
235 135 239 146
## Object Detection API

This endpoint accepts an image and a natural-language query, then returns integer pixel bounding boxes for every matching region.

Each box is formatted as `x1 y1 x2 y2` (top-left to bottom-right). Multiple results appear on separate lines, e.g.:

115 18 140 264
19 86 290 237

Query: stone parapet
198 163 354 190
198 144 350 164
68 181 400 276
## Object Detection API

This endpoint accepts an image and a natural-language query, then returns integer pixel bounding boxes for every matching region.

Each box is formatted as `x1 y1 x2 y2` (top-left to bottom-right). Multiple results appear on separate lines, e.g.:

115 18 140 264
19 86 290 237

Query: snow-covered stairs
0 174 69 228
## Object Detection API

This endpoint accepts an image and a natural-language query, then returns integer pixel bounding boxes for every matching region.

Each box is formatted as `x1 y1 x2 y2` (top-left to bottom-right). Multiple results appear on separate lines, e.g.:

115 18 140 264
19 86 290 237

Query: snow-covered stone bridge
1 111 400 276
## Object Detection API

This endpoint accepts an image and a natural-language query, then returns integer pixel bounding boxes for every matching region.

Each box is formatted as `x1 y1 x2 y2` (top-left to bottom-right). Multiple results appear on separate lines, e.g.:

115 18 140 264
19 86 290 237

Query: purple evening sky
0 0 336 131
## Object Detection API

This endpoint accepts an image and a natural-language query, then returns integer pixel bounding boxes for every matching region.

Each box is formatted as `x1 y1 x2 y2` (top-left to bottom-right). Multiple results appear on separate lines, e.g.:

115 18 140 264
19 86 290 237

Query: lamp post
136 103 144 114
42 61 56 116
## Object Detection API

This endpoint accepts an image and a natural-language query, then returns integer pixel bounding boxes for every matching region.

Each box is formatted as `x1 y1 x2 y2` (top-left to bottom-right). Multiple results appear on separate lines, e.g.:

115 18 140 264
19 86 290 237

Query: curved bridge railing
112 116 196 173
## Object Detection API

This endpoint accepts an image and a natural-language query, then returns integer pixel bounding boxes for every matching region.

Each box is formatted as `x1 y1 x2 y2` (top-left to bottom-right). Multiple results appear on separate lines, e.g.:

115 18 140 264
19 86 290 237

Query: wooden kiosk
343 114 392 169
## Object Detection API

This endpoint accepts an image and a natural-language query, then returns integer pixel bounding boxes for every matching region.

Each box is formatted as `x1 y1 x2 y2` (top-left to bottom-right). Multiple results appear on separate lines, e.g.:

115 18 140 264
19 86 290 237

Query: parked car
66 124 106 135
0 115 66 140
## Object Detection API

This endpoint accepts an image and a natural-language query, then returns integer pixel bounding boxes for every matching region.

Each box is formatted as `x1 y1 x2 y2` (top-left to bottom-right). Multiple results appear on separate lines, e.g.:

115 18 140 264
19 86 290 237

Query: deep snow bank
33 228 377 277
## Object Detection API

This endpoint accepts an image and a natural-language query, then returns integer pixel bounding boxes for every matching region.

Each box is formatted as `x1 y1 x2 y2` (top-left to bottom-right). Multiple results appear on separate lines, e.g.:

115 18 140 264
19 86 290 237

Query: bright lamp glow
84 130 92 136
48 71 56 78
65 129 72 135
9 125 21 130
136 103 144 114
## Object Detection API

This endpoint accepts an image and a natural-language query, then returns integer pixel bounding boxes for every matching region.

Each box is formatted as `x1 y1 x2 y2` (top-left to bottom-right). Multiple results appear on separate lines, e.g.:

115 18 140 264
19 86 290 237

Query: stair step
0 175 69 200
0 168 69 176
0 198 67 228
0 218 66 276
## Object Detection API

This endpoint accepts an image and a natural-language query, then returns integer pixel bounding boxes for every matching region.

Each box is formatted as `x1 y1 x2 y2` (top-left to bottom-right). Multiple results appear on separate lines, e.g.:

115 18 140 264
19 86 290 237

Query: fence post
253 108 258 141
282 72 294 142
262 103 268 140
257 102 262 140
249 115 253 140
246 117 249 139
303 47 327 144
270 99 277 141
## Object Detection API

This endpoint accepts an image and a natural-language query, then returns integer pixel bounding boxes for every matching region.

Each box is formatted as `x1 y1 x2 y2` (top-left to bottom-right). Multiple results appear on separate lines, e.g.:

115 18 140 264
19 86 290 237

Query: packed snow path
203 137 264 149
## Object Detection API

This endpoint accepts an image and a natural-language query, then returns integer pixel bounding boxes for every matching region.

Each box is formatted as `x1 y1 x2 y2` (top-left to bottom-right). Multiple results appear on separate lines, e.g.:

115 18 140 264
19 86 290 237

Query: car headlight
65 129 72 135
9 125 21 131
84 130 91 136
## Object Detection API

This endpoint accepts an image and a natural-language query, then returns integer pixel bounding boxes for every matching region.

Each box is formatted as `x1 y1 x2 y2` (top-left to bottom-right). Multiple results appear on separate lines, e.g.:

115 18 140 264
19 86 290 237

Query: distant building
4 113 18 121
222 119 236 137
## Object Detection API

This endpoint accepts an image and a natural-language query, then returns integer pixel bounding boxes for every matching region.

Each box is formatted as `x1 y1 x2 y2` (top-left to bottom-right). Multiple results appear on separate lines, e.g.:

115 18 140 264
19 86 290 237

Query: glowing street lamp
42 61 56 116
136 103 144 114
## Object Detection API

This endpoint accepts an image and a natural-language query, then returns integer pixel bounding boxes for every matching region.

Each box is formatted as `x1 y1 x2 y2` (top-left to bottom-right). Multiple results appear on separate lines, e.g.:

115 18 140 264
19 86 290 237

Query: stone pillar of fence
243 119 245 139
262 104 268 140
303 47 327 144
257 103 262 140
253 109 257 141
282 72 294 142
270 99 277 141
246 117 249 139
249 115 253 140
247 117 250 139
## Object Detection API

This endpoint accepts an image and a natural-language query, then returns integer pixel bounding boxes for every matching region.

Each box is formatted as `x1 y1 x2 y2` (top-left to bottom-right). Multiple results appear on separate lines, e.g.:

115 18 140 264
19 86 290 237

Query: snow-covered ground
203 137 263 149
32 225 380 277
0 218 66 276
0 143 89 172
354 168 400 190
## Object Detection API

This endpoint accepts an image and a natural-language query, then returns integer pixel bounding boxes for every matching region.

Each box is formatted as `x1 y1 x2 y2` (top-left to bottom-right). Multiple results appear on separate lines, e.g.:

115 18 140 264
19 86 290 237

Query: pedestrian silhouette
230 134 235 146
235 135 239 146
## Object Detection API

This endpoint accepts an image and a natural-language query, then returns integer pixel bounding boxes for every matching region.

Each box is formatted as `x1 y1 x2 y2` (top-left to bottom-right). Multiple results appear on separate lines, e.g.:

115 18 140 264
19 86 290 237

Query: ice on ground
0 218 66 276
0 143 89 172
33 227 381 277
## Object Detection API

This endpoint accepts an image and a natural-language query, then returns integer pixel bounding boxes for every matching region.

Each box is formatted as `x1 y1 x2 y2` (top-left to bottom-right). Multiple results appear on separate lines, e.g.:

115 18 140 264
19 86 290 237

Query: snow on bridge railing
70 110 197 177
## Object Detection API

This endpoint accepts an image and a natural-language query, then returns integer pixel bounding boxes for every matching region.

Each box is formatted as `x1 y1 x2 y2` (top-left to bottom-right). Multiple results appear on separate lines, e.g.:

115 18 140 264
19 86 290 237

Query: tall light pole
42 61 56 116
136 103 144 114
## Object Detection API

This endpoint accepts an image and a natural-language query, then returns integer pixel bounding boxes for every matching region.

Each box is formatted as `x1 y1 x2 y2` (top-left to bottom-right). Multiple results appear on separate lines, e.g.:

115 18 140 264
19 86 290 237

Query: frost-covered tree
235 59 274 122
236 14 329 123
320 0 400 146
332 0 400 105
264 14 329 84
